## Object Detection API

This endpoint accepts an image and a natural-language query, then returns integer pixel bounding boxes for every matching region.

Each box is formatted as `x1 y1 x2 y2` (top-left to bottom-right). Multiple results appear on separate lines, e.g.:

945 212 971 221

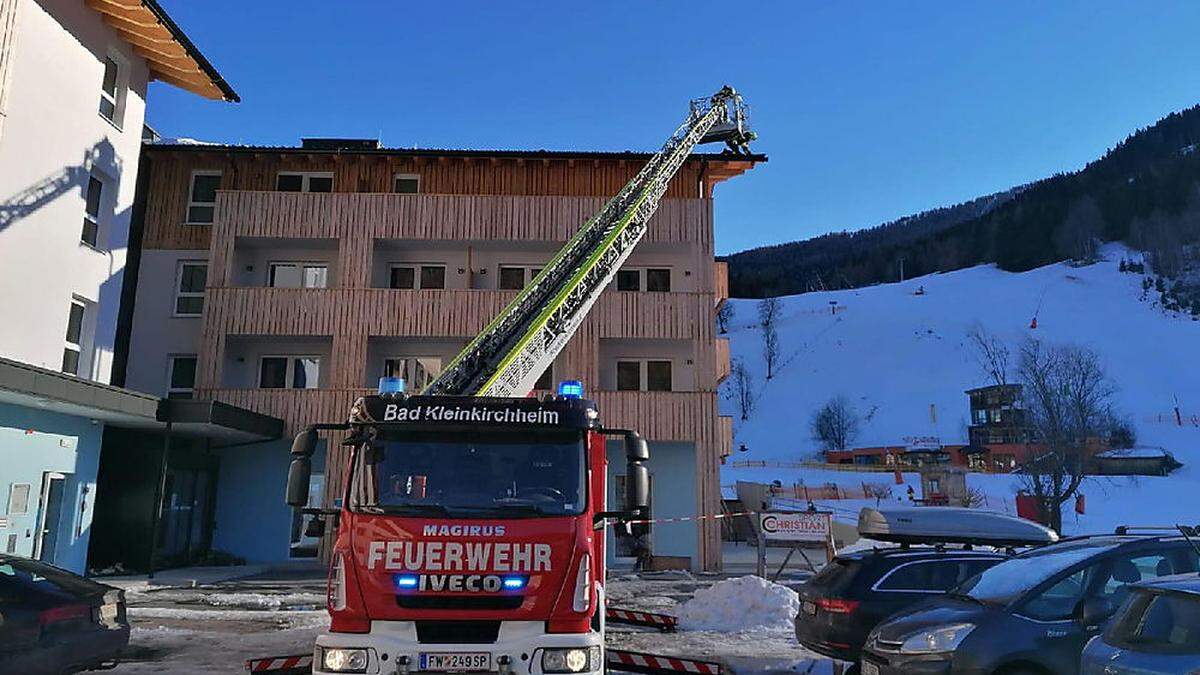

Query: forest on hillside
728 104 1200 301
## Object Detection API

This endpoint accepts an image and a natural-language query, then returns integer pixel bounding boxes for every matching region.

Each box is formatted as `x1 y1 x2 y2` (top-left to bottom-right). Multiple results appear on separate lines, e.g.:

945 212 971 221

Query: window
875 558 1002 593
98 55 123 125
175 262 207 315
647 360 672 391
393 174 420 194
166 356 197 399
616 360 673 392
268 262 328 289
616 268 671 292
383 357 442 391
646 268 671 292
259 356 320 389
1108 590 1200 652
616 270 641 291
62 301 85 375
1021 566 1094 621
81 176 102 246
389 264 445 289
187 171 221 224
616 361 641 391
276 172 333 193
6 484 30 515
989 409 1002 423
972 409 988 425
498 265 542 290
1098 551 1196 608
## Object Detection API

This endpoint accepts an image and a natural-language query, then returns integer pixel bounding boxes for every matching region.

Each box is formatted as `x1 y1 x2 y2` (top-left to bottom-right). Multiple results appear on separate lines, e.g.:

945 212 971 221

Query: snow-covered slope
719 245 1200 534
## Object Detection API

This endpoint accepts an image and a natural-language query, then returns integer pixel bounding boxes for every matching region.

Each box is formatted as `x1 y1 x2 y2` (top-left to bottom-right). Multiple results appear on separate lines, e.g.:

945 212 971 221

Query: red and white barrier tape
607 648 722 674
606 606 678 630
245 654 312 673
618 510 757 526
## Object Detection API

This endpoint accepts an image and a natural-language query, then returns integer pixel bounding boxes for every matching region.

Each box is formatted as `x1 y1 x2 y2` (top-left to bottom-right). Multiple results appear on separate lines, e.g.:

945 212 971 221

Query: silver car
1081 573 1200 674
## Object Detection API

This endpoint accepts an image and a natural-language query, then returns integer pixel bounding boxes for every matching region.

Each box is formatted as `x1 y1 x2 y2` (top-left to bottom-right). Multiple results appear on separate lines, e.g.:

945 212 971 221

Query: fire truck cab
286 382 649 675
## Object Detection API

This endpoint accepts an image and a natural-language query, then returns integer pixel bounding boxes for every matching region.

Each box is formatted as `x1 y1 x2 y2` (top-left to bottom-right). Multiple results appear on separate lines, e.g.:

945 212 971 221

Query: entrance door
34 472 68 563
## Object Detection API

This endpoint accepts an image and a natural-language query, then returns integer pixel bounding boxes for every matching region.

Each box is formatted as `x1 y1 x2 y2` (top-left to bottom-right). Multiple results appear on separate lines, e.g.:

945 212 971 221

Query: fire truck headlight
541 647 592 673
322 647 369 673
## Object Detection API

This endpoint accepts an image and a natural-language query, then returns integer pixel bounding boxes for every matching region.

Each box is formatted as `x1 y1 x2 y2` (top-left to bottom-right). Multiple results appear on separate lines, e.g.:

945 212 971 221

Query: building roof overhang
0 358 280 445
84 0 238 102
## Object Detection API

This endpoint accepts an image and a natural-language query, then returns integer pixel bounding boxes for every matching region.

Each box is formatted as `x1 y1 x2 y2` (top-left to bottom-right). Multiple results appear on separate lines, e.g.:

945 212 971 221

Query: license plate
861 660 880 675
99 604 118 622
802 601 817 616
419 652 492 672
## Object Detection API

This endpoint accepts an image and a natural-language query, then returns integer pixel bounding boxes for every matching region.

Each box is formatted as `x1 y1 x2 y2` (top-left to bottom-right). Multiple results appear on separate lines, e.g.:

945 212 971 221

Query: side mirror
286 456 312 508
291 428 318 458
624 432 650 518
1074 597 1116 628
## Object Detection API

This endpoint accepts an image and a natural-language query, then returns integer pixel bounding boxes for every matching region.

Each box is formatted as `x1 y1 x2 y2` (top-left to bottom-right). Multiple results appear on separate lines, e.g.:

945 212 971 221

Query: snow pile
675 576 798 632
198 592 325 610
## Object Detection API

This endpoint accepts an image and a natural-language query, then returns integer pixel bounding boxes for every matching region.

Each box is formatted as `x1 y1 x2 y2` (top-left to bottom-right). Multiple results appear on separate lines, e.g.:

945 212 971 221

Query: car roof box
857 507 1059 547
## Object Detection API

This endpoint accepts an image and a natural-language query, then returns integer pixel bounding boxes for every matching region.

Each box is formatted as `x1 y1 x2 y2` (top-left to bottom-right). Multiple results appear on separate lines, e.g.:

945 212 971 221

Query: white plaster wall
124 250 207 396
221 336 333 389
0 0 148 383
597 338 696 391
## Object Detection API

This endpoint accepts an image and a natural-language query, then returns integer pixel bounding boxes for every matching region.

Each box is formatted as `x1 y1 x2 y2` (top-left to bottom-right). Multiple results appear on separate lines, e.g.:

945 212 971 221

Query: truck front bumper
313 621 603 675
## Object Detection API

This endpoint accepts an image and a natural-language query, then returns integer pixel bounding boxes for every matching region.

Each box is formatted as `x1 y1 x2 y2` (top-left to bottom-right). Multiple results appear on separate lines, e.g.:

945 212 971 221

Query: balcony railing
213 191 713 246
201 287 716 341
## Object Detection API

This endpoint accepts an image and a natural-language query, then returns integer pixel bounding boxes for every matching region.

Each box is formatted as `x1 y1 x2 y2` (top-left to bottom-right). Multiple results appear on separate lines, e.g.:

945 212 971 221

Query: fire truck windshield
351 430 587 518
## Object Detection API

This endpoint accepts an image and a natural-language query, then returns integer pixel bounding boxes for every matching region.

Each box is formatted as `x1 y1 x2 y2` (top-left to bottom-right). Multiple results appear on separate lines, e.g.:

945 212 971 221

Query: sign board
903 435 942 452
759 511 831 543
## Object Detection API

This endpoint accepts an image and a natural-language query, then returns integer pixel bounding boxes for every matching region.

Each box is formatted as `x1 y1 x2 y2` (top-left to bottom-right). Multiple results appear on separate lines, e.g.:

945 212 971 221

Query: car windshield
954 544 1112 605
351 429 586 518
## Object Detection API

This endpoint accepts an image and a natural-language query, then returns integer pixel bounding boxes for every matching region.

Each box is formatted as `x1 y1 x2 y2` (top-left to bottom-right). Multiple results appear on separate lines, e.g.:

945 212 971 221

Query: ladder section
424 86 755 397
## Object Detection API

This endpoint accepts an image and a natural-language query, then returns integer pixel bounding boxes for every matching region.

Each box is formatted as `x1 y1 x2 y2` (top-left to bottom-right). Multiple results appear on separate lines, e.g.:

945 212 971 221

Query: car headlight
899 623 976 654
541 646 601 673
322 647 369 673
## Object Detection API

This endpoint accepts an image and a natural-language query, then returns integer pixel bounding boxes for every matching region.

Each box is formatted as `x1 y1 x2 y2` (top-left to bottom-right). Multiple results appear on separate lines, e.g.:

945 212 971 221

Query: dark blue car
1081 573 1200 674
861 534 1199 675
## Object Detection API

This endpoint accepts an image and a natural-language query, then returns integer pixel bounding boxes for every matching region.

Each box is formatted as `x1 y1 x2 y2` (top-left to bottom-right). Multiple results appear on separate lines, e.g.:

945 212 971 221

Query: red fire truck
284 87 754 675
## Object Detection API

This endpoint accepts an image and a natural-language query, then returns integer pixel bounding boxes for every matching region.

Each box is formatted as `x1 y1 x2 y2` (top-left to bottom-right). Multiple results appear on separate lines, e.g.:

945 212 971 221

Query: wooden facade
138 145 761 571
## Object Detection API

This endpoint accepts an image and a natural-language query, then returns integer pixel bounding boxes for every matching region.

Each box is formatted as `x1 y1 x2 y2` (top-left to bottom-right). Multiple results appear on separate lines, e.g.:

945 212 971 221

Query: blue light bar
501 576 527 590
395 574 419 590
557 380 584 399
378 376 406 394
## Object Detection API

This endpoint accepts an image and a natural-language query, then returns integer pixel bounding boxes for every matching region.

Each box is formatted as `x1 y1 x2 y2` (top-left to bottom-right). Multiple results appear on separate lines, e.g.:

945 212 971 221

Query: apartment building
121 139 763 571
0 0 236 573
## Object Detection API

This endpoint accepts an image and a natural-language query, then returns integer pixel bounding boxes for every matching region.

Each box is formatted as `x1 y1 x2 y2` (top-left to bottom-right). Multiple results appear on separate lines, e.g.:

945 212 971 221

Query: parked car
795 546 1008 664
1081 573 1200 674
0 554 130 674
861 534 1200 675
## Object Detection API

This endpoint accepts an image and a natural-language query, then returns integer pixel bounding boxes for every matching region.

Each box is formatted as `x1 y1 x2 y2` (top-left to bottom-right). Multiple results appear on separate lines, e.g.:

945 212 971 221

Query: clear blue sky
150 1 1200 255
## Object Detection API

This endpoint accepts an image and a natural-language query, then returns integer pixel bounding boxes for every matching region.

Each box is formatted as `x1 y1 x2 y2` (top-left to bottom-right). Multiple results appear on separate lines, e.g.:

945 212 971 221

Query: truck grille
398 595 525 611
415 620 501 644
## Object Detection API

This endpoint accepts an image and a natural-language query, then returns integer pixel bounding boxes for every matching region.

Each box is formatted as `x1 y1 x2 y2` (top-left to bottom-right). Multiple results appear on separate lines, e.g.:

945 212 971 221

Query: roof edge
140 0 239 102
144 143 767 163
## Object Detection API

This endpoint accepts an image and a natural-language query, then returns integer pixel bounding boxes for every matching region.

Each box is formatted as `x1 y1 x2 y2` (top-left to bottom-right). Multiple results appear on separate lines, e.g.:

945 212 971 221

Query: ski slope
719 245 1200 534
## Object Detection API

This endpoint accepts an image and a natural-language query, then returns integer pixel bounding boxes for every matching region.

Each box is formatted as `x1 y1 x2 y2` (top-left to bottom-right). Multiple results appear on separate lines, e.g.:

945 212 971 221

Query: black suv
795 547 1008 664
860 534 1200 675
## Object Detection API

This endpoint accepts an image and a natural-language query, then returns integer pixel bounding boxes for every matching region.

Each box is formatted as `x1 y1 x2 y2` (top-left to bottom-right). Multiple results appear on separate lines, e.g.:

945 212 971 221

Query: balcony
201 287 716 341
212 191 713 247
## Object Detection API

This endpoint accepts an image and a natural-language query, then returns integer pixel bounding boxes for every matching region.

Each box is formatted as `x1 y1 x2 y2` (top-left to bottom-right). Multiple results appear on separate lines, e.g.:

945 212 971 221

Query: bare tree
729 358 756 421
758 297 782 379
716 301 734 335
966 323 1010 387
810 395 861 452
1016 337 1116 533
